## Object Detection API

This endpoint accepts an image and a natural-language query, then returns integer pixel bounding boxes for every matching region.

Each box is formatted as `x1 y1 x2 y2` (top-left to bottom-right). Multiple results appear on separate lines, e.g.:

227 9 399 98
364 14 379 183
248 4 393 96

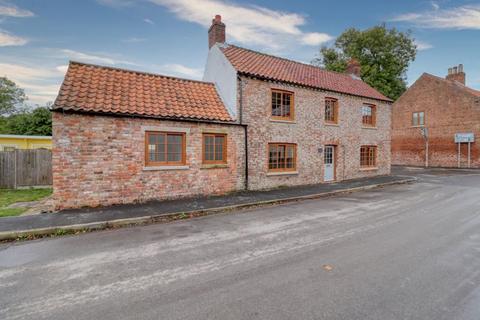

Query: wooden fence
0 149 52 189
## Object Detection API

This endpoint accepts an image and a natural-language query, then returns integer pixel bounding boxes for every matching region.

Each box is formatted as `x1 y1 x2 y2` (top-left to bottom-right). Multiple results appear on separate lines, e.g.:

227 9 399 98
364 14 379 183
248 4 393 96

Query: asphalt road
1 167 480 320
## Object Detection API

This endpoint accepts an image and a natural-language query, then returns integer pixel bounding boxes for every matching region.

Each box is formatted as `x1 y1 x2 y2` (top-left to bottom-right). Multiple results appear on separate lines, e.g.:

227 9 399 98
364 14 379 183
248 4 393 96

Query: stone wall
52 112 245 210
239 77 392 190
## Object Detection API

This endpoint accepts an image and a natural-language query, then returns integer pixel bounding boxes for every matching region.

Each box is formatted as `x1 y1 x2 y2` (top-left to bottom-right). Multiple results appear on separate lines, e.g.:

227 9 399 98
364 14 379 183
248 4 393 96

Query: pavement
0 173 413 239
1 167 480 319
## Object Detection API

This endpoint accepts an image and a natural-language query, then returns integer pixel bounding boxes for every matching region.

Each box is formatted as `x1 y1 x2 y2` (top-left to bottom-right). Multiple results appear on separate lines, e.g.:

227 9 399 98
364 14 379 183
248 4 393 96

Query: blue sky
0 0 479 105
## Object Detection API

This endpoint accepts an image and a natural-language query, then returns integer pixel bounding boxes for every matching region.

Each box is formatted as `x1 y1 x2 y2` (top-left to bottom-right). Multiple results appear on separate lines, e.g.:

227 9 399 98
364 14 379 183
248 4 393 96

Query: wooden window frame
202 133 227 164
412 111 425 127
360 145 377 168
362 104 376 127
145 131 186 166
325 97 339 124
271 89 295 121
268 143 297 172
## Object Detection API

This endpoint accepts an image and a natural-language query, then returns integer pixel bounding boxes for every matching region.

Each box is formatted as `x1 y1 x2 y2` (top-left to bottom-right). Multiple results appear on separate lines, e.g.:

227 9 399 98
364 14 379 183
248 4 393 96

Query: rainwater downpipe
238 75 248 191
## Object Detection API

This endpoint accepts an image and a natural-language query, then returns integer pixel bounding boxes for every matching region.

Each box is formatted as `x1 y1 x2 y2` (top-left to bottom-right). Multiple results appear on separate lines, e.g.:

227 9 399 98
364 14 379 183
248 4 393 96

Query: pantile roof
53 61 233 122
220 44 392 102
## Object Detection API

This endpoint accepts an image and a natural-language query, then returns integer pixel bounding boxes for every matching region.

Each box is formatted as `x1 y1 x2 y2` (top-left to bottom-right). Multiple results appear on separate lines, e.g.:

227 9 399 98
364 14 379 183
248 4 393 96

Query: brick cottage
392 65 480 168
52 15 392 210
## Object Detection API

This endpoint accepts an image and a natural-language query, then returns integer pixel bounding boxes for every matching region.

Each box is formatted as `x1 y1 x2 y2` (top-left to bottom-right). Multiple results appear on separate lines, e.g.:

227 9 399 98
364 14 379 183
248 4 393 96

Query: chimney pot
345 58 361 78
446 64 466 85
208 14 226 49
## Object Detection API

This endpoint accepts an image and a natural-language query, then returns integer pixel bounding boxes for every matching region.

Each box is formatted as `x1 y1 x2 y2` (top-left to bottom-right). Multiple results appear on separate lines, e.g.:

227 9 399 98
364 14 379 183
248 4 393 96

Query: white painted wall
203 44 238 119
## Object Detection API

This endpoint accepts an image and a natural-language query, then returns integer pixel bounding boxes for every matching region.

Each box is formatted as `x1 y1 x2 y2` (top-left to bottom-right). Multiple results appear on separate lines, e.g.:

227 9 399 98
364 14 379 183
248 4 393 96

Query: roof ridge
224 44 359 80
68 60 214 86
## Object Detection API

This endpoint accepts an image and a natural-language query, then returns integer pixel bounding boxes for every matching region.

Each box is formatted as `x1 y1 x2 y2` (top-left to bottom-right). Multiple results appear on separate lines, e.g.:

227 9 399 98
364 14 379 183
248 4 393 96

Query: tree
312 25 417 100
0 106 52 136
0 77 26 115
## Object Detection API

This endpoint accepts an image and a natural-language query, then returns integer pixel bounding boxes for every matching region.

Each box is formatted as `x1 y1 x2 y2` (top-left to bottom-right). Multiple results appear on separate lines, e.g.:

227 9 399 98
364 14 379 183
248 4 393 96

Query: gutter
238 75 248 190
52 108 247 127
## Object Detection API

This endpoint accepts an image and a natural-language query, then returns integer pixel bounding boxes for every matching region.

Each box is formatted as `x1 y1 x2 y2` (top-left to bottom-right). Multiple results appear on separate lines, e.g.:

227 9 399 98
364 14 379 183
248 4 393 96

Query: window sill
325 122 340 127
143 165 189 171
360 167 378 171
201 163 228 169
362 126 377 130
270 119 296 124
412 125 425 128
267 171 298 176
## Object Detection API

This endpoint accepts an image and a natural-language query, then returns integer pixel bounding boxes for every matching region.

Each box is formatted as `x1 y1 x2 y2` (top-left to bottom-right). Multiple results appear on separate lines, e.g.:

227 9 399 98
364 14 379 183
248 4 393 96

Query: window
325 98 338 124
360 146 377 168
203 133 227 164
271 90 294 120
412 112 425 126
268 143 296 172
362 104 376 126
145 131 185 166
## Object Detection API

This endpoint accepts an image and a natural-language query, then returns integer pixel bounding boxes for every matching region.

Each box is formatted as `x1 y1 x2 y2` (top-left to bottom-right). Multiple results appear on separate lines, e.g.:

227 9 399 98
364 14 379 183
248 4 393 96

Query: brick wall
239 77 391 190
392 74 480 168
52 112 245 210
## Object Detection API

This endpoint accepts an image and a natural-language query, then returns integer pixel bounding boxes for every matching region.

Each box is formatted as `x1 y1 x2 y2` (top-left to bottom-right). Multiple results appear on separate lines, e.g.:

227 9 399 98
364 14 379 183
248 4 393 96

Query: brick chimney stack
446 64 466 85
208 14 225 49
346 58 361 78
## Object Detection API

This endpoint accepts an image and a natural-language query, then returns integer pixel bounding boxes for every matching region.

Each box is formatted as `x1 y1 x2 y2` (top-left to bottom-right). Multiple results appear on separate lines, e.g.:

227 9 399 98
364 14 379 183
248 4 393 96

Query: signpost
420 127 429 167
455 133 474 168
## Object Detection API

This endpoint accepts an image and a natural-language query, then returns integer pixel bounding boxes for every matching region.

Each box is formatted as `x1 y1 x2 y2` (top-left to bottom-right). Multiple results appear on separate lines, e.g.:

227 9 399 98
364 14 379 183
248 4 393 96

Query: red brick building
392 65 480 168
52 15 392 210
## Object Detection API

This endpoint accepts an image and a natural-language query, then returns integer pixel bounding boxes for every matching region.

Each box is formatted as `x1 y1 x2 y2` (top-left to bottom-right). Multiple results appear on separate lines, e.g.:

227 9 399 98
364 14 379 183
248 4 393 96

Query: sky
0 0 479 105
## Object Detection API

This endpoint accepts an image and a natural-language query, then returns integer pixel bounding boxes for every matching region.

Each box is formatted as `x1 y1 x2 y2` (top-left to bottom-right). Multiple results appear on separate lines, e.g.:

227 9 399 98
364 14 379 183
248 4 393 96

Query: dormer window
271 89 294 121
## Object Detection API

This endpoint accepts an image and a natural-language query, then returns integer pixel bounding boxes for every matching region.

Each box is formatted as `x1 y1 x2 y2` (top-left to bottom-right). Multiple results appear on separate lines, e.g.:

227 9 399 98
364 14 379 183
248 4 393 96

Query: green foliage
0 107 52 136
312 25 417 100
0 77 26 115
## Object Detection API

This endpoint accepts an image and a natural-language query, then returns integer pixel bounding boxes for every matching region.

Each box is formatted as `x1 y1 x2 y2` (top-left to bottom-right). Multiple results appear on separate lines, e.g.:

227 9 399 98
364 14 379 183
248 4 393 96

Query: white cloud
61 49 137 66
392 4 480 29
0 29 27 46
301 32 333 46
0 4 34 17
147 0 332 50
0 63 64 105
415 40 433 51
56 65 69 73
144 18 154 25
154 63 203 79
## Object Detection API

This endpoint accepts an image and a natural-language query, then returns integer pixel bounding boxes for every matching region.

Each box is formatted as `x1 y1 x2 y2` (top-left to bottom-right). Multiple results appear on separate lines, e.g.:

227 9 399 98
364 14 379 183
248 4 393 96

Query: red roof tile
220 45 392 102
53 61 233 122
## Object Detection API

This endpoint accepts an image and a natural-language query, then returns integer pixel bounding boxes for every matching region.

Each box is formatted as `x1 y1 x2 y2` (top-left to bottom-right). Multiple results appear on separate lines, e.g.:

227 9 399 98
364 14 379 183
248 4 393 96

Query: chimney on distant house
346 58 361 78
446 64 466 85
208 15 225 49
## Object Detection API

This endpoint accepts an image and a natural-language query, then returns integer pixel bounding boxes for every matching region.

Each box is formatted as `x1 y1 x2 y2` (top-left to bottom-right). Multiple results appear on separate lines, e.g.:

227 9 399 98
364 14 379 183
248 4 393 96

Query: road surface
1 168 480 320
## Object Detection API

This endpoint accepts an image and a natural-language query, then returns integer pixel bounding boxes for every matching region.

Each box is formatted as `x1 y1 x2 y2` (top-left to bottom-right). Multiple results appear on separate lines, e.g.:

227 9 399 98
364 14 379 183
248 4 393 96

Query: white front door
324 146 335 182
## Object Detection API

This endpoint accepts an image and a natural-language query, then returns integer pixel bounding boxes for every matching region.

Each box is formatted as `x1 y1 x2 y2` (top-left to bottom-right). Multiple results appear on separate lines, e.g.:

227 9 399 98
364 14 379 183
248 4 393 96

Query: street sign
454 133 474 143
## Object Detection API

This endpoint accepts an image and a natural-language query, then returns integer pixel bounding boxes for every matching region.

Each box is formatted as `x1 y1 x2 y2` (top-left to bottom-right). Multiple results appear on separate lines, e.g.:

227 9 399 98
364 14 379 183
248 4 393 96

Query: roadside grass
0 188 52 217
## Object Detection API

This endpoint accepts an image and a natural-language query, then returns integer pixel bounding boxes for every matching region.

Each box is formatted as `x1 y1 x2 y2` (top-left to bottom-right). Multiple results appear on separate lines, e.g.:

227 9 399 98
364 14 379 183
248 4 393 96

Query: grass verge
0 188 52 217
